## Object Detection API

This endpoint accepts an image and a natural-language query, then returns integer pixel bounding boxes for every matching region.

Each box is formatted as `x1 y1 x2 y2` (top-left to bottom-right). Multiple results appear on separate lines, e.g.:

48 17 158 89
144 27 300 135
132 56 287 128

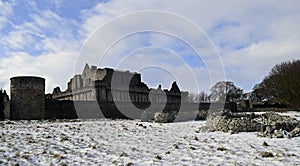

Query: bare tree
198 91 209 102
209 81 243 102
187 91 209 102
187 92 196 102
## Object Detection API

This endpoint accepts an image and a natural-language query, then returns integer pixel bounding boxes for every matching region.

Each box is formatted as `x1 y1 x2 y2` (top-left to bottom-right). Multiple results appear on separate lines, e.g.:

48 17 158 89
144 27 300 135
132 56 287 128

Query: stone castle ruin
4 64 215 121
1 63 299 138
48 64 193 120
51 63 186 104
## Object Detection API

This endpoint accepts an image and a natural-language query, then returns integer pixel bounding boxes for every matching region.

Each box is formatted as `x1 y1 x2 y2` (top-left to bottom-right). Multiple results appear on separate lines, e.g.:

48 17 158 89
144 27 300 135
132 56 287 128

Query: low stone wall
154 110 208 123
154 111 177 123
206 112 261 133
152 102 236 123
202 110 300 138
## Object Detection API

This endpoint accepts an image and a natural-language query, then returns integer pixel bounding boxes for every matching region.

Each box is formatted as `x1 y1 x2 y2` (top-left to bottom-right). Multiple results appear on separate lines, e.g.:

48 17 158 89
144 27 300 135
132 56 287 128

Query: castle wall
48 64 227 121
43 100 234 121
44 99 212 120
45 100 78 119
53 85 183 104
10 76 45 120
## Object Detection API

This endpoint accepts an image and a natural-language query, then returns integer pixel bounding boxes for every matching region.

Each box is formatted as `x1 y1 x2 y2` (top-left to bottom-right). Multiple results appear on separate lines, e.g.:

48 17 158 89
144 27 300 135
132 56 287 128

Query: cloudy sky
0 0 299 94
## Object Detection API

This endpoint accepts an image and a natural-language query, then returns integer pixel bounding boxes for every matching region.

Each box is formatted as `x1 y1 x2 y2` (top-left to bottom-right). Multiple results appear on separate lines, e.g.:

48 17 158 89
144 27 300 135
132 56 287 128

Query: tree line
188 59 300 110
187 81 243 103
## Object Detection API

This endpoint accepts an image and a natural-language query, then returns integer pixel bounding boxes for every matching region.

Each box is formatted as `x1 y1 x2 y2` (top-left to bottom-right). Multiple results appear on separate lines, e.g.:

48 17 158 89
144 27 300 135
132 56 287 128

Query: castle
51 63 187 103
0 63 290 121
2 64 202 121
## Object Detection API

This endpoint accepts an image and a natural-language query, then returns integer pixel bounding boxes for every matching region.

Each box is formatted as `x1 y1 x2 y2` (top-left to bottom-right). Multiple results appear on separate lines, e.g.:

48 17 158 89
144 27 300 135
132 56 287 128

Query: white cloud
223 38 300 91
0 4 81 94
97 46 212 93
0 0 15 30
78 9 226 93
0 51 77 94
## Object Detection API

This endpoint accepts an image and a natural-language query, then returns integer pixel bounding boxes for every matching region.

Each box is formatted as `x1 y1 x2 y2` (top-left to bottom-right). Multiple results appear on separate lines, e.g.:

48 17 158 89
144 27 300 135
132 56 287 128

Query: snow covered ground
1 112 300 165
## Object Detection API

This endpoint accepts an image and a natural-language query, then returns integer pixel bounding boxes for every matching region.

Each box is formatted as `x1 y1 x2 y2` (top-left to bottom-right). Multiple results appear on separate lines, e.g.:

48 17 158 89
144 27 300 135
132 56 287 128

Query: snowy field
1 112 300 165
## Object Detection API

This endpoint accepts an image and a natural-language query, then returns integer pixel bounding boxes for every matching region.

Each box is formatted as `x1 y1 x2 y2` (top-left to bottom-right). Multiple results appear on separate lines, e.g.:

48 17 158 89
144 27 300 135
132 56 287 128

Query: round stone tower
10 76 45 120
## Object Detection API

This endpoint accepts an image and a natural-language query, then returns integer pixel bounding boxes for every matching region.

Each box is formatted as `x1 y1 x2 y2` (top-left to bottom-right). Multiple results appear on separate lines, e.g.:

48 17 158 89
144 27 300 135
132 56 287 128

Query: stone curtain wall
45 100 213 121
45 100 78 119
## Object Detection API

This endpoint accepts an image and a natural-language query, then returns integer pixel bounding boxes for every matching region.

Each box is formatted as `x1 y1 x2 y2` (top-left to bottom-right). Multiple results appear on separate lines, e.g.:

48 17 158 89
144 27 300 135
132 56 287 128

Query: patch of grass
120 152 129 157
262 141 269 146
173 144 179 149
217 147 227 151
154 155 162 160
21 155 29 160
53 154 65 159
260 151 274 157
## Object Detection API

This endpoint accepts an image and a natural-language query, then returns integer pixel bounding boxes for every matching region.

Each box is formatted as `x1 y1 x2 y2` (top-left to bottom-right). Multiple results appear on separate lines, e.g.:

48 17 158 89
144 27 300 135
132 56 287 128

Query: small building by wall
10 76 45 120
